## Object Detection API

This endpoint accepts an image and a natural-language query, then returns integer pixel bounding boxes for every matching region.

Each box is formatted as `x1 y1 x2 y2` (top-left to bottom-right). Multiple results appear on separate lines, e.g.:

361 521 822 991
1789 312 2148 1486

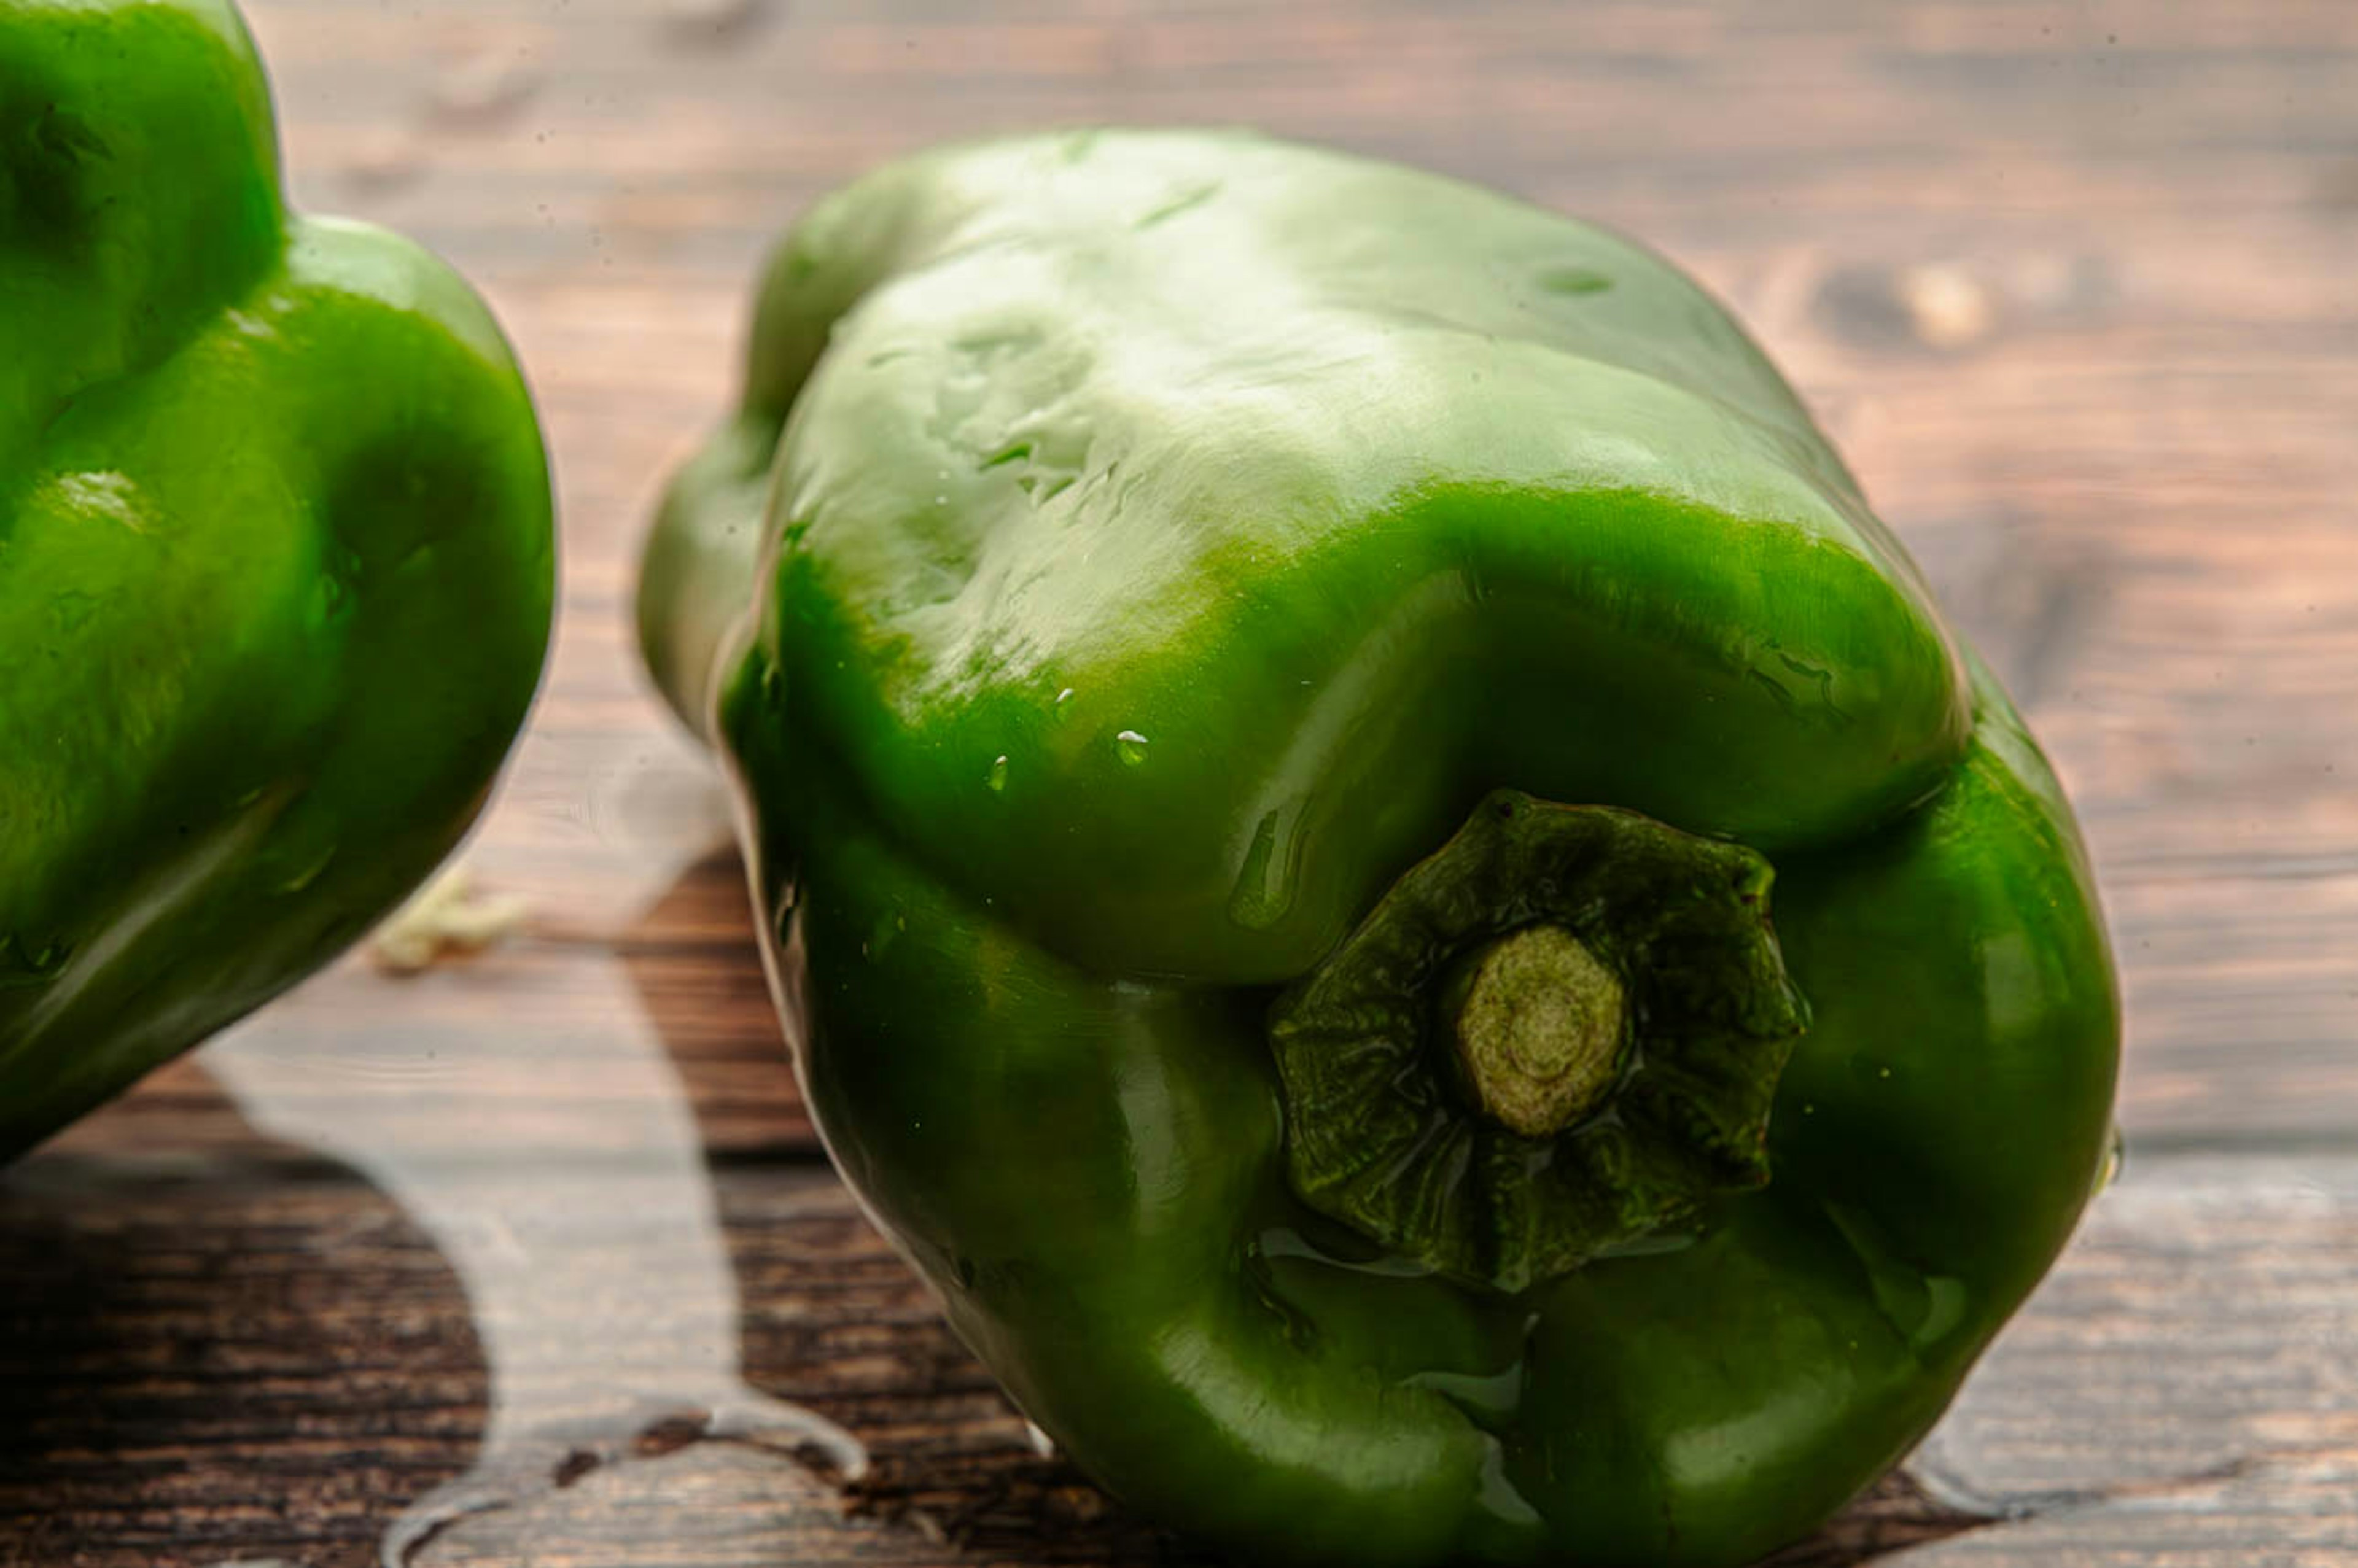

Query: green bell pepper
1 0 553 1158
641 130 2118 1566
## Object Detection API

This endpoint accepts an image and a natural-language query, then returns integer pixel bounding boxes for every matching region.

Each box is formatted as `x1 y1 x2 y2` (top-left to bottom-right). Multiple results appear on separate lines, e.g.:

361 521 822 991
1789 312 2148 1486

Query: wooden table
7 1 2357 1563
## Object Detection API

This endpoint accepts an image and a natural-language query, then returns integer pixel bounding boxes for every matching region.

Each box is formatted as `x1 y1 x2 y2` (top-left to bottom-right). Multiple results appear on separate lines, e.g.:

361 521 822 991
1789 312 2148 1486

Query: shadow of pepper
0 1141 488 1566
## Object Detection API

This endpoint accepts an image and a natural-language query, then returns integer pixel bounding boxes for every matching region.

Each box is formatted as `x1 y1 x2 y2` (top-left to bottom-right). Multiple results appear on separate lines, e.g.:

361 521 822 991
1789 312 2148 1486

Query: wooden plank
0 1155 483 1568
1853 1155 2358 1564
9 0 2358 1561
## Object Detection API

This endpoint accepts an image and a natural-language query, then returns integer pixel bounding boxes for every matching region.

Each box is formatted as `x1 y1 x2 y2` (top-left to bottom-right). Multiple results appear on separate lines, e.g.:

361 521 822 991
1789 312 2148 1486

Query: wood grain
7 0 2358 1562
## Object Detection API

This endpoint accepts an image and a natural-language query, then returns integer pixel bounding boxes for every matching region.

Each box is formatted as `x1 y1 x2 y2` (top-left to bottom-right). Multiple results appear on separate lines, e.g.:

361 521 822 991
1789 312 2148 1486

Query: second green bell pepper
641 130 2118 1566
2 0 553 1157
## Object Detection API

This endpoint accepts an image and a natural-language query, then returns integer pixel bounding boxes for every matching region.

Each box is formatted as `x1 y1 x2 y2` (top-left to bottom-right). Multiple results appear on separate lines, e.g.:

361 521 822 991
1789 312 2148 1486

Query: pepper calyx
1266 790 1808 1294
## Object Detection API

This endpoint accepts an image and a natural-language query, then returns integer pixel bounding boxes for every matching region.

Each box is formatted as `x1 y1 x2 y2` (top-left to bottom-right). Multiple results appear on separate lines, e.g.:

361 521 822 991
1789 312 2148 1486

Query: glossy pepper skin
1 0 553 1158
641 131 2119 1567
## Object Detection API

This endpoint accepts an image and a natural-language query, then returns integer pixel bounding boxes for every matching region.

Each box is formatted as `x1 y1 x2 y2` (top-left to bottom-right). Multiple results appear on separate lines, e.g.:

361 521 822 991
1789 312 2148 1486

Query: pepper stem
1444 926 1627 1138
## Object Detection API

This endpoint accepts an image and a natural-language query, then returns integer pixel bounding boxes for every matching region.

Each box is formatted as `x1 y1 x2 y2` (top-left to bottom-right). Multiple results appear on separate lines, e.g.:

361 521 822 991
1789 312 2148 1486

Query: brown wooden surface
7 0 2358 1563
